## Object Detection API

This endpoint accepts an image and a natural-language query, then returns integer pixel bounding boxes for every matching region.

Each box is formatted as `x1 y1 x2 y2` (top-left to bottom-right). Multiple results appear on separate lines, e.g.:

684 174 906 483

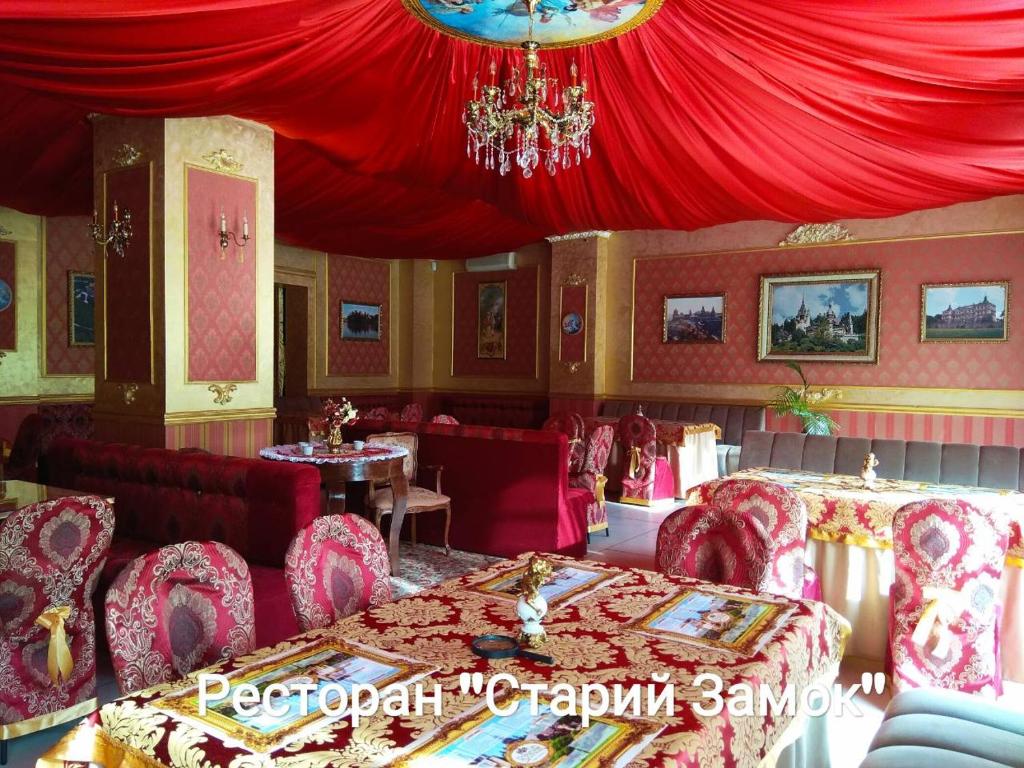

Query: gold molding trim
113 144 142 167
779 223 854 246
91 406 276 426
0 394 94 406
201 148 243 173
547 231 612 243
117 383 139 405
0 225 10 237
208 383 238 405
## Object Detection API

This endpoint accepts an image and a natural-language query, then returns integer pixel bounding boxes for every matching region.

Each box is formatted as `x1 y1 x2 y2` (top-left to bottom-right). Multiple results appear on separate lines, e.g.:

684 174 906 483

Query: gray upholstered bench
860 689 1024 767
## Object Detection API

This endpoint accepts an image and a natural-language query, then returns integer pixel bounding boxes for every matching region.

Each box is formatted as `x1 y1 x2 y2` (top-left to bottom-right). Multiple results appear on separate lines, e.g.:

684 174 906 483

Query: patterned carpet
391 543 501 598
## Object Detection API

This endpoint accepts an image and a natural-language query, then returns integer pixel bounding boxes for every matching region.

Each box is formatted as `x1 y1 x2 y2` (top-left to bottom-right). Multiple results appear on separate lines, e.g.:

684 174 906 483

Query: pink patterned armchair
364 406 392 421
569 424 615 537
889 499 1009 697
617 413 674 505
709 478 819 600
400 403 424 422
431 414 459 425
0 496 113 755
543 412 586 474
655 505 772 590
105 541 256 695
284 514 392 632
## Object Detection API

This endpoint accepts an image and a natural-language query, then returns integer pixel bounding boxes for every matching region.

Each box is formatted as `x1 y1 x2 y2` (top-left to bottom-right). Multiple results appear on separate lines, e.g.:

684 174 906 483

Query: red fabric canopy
1 1 1023 259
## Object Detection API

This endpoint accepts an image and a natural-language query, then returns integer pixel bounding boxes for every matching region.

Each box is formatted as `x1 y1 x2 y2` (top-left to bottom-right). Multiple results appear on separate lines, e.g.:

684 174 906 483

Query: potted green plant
768 362 842 436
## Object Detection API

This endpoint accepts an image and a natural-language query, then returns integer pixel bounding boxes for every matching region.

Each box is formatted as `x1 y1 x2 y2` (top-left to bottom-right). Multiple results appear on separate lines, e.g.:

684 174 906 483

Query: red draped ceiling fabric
1 1 1023 259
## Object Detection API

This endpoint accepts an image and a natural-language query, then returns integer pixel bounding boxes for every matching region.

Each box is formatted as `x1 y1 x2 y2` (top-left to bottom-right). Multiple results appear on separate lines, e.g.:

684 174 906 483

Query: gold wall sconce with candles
218 209 250 262
89 202 134 259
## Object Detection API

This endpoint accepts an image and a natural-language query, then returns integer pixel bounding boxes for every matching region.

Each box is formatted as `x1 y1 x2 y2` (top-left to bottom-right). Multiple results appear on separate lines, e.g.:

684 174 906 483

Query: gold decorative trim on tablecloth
0 696 97 740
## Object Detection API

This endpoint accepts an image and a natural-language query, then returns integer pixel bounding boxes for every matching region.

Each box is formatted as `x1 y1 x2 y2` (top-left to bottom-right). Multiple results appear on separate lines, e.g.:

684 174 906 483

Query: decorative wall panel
632 232 1024 389
104 163 153 383
326 254 390 377
185 165 258 382
452 266 538 378
558 283 587 365
44 216 94 375
0 240 15 351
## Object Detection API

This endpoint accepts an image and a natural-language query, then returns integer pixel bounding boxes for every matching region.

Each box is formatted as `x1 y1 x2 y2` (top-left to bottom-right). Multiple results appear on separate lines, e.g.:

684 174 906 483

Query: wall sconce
219 210 249 262
89 201 133 259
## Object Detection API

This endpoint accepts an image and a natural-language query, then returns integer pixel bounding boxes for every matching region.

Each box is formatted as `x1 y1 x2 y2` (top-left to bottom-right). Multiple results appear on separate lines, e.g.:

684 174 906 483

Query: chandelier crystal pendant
463 2 595 179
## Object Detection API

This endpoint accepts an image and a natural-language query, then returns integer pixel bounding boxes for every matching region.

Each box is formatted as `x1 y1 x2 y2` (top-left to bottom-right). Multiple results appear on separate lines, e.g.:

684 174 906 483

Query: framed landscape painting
340 300 382 341
663 294 725 343
758 270 880 363
477 280 506 359
68 271 95 346
921 281 1009 342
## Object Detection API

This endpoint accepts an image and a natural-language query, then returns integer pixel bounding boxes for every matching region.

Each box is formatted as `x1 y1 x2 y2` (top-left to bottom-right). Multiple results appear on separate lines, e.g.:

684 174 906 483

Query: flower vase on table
321 397 358 454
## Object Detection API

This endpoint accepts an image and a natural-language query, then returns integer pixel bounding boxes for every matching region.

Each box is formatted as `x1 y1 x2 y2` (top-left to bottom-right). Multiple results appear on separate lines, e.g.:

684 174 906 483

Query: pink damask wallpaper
327 254 390 377
186 166 258 382
46 216 94 375
453 266 538 378
632 232 1024 389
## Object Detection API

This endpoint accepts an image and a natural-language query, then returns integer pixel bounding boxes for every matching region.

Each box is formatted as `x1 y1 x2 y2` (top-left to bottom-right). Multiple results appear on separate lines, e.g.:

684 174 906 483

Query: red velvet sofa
436 393 548 428
44 438 321 647
348 420 590 558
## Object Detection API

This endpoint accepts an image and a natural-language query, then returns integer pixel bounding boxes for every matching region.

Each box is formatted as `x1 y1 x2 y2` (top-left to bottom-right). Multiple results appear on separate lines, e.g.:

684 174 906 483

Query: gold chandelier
464 1 595 178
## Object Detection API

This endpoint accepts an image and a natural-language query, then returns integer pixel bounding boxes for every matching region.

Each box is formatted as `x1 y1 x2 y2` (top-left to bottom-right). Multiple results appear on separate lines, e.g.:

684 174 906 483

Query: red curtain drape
1 1 1023 259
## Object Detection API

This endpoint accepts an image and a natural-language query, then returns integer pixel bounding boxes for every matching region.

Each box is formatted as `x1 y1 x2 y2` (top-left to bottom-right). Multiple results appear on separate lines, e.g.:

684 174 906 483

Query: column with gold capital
91 116 275 456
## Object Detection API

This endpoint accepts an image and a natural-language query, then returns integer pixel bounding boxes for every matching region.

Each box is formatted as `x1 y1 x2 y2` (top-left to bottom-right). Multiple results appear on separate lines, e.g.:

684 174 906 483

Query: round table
259 443 410 575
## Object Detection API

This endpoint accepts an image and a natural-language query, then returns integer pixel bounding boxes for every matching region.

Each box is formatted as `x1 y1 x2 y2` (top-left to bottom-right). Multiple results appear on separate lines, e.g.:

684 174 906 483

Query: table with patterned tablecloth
40 553 848 768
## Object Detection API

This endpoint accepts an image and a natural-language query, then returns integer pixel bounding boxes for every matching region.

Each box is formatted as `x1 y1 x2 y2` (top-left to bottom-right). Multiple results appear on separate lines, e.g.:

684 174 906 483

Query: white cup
353 440 366 451
300 443 314 456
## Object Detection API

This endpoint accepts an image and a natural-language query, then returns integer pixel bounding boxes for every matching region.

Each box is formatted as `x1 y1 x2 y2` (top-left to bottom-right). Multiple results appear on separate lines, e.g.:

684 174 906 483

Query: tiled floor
9 503 1023 767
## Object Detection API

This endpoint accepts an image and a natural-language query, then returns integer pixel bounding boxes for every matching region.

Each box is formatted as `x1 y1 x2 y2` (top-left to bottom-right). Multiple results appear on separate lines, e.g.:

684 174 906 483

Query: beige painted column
91 116 275 456
547 231 610 414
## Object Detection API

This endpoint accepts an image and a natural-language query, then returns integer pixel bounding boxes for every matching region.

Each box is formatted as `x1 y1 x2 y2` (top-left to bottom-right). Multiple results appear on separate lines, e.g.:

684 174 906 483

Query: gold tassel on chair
35 606 74 685
911 586 967 659
628 446 642 480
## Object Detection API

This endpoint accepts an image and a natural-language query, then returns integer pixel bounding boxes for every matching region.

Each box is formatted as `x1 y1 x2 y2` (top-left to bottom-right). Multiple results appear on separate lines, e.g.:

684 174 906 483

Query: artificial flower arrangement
320 397 358 450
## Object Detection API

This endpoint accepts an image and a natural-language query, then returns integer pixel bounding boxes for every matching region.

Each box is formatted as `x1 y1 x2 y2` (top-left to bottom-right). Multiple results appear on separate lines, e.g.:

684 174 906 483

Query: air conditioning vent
465 252 516 272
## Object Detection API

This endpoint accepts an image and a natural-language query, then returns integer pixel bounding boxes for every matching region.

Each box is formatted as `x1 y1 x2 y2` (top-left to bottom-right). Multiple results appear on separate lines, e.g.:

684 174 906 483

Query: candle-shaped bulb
242 213 249 239
92 209 98 226
112 201 119 221
220 210 227 235
489 60 497 84
570 60 578 85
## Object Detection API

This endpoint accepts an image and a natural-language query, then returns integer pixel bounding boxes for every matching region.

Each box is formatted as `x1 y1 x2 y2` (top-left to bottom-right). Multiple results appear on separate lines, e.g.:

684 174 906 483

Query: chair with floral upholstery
400 403 424 422
888 499 1009 697
364 431 452 556
284 514 393 632
542 412 586 474
655 505 772 590
569 424 615 538
708 478 820 600
104 541 256 695
431 414 459 425
0 496 113 761
617 412 674 505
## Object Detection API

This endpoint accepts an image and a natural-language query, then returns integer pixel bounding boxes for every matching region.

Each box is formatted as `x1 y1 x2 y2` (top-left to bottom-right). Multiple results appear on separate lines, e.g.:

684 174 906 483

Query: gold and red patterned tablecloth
40 554 847 768
587 417 722 446
688 467 1024 567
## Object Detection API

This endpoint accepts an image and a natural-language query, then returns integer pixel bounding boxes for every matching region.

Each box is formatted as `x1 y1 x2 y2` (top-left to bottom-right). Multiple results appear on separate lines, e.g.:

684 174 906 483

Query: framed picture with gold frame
388 689 664 768
663 293 725 343
629 588 794 655
472 561 621 609
920 281 1009 342
68 271 96 347
477 280 507 359
757 270 880 363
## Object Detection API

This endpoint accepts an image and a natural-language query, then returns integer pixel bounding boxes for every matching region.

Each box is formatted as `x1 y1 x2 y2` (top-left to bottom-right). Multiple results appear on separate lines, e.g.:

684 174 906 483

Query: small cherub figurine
861 452 879 489
516 555 553 649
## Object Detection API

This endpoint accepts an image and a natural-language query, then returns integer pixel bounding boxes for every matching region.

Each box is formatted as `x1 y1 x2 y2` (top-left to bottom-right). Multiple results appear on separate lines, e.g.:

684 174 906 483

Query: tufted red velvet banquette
44 438 322 647
347 420 590 558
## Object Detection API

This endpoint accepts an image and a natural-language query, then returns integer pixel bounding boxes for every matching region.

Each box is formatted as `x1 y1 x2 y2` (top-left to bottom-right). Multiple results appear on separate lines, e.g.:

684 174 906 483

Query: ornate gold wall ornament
0 350 6 368
779 223 854 247
208 383 238 406
0 226 10 237
563 361 583 374
546 231 612 243
117 383 139 405
563 273 586 287
113 144 142 167
201 149 243 173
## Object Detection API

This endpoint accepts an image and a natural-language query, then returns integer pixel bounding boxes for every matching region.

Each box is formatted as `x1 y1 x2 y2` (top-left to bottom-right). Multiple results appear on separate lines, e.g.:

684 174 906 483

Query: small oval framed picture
921 281 1009 342
561 311 583 336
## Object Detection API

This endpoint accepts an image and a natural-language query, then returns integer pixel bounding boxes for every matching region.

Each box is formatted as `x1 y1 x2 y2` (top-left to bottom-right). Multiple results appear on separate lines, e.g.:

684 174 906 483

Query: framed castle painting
477 280 507 359
663 293 725 343
757 270 880 363
68 271 96 346
921 281 1009 342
